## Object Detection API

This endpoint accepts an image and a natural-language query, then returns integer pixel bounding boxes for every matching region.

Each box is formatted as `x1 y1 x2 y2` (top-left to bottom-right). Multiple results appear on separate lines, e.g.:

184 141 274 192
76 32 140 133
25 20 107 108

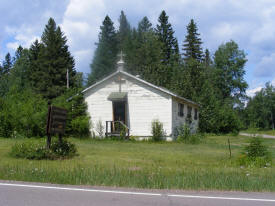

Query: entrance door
113 101 126 123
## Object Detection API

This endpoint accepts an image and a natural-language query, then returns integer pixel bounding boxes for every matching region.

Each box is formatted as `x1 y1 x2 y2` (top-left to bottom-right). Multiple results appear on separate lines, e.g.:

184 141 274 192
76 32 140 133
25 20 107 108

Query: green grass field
0 135 274 191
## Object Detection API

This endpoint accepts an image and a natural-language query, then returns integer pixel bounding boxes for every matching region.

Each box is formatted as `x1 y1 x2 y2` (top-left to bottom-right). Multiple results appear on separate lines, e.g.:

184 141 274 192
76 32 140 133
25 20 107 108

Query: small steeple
117 51 125 71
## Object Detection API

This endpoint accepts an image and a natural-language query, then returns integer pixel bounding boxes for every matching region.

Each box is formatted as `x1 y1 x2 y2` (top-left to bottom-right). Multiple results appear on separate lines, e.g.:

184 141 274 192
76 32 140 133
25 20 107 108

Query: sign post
46 105 67 149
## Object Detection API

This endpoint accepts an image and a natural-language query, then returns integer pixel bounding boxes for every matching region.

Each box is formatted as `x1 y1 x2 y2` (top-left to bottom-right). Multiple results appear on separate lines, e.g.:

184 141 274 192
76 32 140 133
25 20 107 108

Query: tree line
0 11 274 138
0 18 89 138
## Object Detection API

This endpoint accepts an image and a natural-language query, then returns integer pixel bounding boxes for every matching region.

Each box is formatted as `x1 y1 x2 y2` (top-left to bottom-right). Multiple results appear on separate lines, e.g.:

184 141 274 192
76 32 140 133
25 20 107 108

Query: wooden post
46 102 52 149
271 112 274 130
228 138 232 159
47 134 51 149
58 133 63 144
106 121 108 137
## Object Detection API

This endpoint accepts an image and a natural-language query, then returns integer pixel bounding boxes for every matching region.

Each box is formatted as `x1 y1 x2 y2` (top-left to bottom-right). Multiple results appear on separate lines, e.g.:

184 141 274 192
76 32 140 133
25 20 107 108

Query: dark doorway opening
113 101 126 124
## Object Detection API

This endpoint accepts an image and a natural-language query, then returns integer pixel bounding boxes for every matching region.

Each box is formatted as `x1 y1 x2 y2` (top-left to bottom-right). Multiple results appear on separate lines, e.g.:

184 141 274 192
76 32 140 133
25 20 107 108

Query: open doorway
113 101 126 124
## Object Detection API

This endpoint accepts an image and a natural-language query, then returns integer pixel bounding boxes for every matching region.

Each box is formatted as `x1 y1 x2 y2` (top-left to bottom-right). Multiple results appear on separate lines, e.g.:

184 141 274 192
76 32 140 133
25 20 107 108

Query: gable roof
82 70 199 107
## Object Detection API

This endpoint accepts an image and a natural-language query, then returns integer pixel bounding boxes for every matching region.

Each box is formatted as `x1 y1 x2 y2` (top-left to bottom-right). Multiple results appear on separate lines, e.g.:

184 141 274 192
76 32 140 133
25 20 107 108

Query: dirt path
239 132 275 139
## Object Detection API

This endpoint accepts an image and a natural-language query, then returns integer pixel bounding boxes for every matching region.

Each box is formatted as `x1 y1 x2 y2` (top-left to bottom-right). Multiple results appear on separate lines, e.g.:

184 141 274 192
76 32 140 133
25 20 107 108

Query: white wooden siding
84 73 172 136
172 97 199 135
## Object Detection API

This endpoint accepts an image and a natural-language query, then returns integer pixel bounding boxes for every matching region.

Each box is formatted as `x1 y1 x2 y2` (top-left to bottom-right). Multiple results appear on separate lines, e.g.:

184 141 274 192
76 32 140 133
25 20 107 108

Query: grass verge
0 135 274 191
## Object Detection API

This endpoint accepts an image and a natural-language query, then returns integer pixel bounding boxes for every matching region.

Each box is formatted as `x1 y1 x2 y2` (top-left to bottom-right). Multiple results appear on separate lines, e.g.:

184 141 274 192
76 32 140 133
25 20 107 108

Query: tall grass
0 136 274 191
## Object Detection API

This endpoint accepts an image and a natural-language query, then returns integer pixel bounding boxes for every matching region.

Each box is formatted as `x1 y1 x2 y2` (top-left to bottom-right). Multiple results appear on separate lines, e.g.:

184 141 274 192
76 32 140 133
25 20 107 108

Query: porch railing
105 121 130 138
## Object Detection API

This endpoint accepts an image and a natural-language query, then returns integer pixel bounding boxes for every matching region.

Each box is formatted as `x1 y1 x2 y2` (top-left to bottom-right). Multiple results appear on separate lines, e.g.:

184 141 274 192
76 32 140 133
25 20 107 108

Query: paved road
239 132 275 139
0 181 275 206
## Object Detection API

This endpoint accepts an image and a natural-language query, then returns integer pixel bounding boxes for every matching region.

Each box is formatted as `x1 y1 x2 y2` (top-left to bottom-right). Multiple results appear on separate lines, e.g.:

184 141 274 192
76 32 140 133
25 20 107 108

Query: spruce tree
28 40 44 89
125 17 164 86
9 47 30 91
156 10 179 64
181 19 204 100
2 53 12 74
118 11 131 51
88 15 118 85
31 18 76 99
138 16 152 33
203 49 212 66
182 19 203 62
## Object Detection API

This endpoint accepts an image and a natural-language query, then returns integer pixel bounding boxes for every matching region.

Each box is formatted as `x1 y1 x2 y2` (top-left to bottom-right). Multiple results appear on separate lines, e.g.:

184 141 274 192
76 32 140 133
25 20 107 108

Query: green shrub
51 139 77 158
52 88 90 137
10 140 49 160
10 139 77 160
119 126 127 140
237 154 271 168
71 116 90 137
0 88 47 138
245 137 268 158
176 124 204 144
176 124 191 141
151 119 164 141
237 137 272 167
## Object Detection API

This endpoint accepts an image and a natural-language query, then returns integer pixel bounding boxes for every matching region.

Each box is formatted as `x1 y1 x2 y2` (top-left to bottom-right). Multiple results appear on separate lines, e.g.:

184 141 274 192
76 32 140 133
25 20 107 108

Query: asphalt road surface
0 181 275 206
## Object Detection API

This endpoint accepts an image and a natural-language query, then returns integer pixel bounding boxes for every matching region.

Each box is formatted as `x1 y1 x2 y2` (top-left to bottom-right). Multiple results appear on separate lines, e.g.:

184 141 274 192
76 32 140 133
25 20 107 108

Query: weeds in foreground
10 138 77 160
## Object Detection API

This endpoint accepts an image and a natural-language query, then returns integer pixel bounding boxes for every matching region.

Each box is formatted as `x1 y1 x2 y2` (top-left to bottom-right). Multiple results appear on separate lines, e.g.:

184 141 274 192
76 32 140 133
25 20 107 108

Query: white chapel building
83 55 199 137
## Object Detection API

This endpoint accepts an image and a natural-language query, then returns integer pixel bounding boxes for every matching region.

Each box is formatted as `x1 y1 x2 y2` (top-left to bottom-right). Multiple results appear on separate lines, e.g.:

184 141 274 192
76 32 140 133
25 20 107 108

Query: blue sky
1 0 275 95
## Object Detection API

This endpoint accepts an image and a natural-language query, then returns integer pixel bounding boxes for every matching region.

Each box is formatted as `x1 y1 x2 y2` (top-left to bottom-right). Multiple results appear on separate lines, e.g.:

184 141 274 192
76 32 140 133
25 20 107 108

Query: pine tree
118 11 131 51
125 17 164 86
28 40 44 89
2 53 12 74
180 19 205 100
14 45 23 61
31 18 76 99
88 15 118 85
182 19 203 62
138 16 152 33
9 47 30 91
156 10 179 64
203 49 212 66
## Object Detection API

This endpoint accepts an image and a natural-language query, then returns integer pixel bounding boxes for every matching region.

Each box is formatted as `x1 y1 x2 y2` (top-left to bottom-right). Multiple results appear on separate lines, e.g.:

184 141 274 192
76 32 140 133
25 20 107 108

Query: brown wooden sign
46 106 67 135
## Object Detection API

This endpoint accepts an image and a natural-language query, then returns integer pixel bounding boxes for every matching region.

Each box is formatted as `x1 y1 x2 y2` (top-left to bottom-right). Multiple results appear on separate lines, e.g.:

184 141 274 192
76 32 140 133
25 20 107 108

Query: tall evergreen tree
181 19 204 100
203 49 212 66
118 11 131 51
156 10 179 64
28 40 44 89
31 18 76 99
88 15 118 85
182 19 203 62
138 16 152 33
9 47 30 91
125 17 164 86
0 53 13 97
14 45 23 61
2 53 12 74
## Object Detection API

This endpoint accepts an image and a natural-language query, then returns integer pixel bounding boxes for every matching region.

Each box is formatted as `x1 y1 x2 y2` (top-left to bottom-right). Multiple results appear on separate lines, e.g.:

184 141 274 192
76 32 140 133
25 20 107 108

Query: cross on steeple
117 51 125 62
117 51 125 71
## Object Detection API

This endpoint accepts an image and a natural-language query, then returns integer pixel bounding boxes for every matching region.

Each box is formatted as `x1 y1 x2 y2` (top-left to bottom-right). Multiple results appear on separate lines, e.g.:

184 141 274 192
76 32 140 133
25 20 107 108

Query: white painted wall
84 73 172 137
172 97 199 136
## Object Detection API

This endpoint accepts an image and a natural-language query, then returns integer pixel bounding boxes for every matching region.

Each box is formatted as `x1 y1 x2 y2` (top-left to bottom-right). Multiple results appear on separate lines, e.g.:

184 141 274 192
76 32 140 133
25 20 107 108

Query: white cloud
254 53 275 77
60 0 107 73
246 86 263 97
4 25 40 52
2 0 275 86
